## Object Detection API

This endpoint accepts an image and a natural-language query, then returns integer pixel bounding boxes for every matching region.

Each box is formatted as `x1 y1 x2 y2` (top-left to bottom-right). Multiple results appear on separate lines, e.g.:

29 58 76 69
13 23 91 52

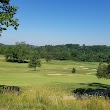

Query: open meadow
0 55 110 110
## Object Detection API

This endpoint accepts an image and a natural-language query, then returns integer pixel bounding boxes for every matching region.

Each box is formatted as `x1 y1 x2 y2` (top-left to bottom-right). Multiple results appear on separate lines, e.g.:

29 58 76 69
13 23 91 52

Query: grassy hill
0 55 110 110
0 55 110 90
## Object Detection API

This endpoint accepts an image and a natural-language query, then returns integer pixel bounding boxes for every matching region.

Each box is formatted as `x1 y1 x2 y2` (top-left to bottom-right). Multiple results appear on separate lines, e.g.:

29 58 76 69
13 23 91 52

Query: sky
0 0 110 46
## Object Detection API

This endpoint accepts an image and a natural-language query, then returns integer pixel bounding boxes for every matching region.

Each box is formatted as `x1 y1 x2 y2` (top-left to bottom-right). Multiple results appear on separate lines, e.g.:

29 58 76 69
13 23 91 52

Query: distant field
0 55 110 92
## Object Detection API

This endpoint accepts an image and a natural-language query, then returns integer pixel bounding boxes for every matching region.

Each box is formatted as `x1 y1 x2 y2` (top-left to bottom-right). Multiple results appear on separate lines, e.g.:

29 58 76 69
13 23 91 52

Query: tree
57 51 70 60
4 42 30 62
96 63 110 79
28 51 41 71
45 54 51 62
5 45 15 61
15 42 29 63
0 0 19 36
0 43 6 54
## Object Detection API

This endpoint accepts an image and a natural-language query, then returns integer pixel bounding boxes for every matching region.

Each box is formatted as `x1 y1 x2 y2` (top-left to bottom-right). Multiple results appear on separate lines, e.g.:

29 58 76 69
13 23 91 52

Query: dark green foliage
38 46 47 58
57 51 70 60
40 44 110 62
0 43 6 54
72 67 76 73
5 45 15 62
96 63 110 79
1 43 110 62
45 54 51 62
0 0 19 36
5 42 30 63
15 42 29 62
28 51 41 71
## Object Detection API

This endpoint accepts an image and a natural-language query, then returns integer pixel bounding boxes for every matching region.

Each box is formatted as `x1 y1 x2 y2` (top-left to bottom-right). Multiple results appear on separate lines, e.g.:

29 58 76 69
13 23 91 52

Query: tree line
0 42 110 62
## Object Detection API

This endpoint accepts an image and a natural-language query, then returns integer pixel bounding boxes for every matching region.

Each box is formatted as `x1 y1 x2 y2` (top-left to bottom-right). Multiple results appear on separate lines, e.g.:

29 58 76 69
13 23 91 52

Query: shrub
96 63 110 79
72 67 76 73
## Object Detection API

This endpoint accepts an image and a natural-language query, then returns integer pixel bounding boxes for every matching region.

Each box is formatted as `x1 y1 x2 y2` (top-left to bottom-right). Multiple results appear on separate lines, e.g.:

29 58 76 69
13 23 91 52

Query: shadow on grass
88 82 110 88
0 85 20 94
29 69 41 72
72 83 110 97
6 59 29 63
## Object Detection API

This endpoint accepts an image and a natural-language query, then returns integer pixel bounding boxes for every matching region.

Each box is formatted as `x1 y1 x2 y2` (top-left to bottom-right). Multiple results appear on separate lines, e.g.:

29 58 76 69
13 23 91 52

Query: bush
96 63 110 79
72 67 76 73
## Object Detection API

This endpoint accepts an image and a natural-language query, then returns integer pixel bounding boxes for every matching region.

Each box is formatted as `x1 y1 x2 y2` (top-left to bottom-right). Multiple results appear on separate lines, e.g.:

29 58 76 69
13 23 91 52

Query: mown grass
0 55 110 109
0 55 110 90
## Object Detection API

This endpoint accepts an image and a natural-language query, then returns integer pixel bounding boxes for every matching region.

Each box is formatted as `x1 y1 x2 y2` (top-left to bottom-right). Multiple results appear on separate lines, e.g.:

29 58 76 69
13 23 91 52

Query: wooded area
0 42 110 62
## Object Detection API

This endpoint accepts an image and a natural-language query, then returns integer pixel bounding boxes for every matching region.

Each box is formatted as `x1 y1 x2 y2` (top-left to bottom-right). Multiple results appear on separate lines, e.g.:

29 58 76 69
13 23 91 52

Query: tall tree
0 0 19 36
5 45 15 61
45 54 51 62
4 42 30 62
28 51 41 71
15 42 29 63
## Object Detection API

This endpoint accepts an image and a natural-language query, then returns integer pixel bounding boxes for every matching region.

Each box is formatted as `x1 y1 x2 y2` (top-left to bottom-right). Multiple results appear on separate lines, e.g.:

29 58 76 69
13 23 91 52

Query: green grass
0 86 110 110
1 55 110 110
0 55 110 91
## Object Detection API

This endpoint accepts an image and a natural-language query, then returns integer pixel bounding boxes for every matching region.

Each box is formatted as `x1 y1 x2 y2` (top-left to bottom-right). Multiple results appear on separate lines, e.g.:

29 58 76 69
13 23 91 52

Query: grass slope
1 55 110 110
0 55 110 91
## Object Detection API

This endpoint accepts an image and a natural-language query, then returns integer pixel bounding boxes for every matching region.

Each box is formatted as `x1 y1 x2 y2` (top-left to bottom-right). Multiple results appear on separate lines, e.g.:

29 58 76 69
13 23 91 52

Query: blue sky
1 0 110 45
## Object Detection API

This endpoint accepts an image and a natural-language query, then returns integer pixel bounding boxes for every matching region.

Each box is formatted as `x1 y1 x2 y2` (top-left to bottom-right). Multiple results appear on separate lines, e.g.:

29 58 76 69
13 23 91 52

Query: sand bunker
47 74 62 76
82 68 89 69
87 72 96 74
79 66 84 67
91 69 96 71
